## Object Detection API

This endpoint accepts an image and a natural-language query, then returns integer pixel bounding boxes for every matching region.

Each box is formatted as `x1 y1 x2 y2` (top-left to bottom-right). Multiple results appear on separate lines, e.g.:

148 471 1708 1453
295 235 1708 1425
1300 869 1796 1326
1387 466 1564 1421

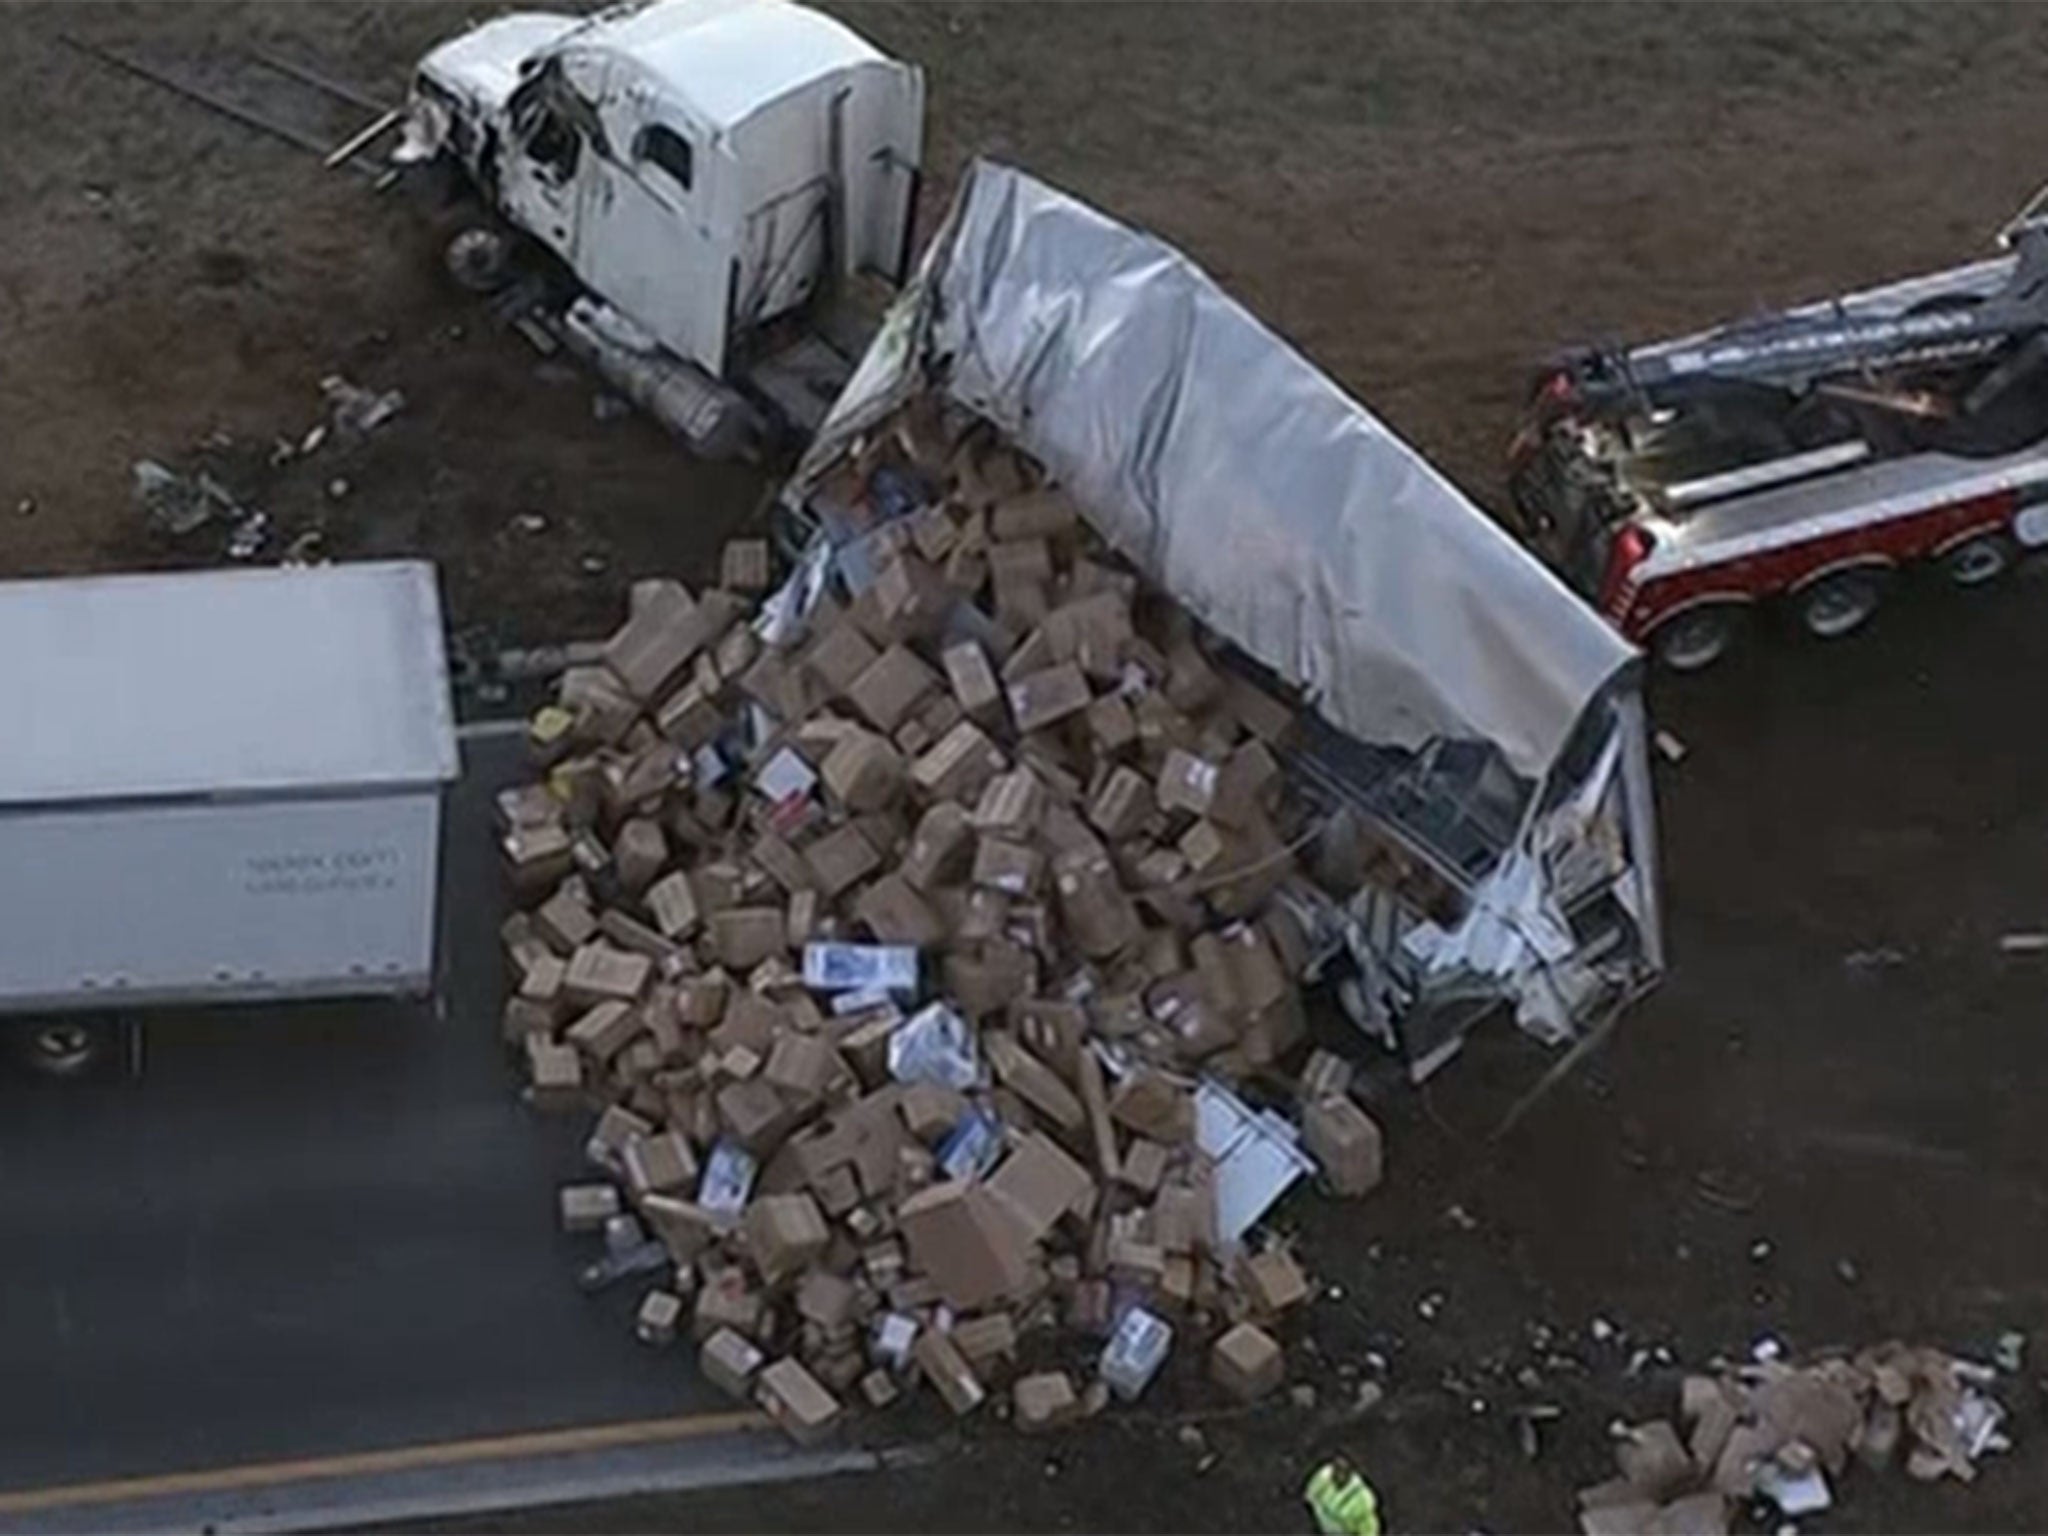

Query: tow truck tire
444 226 513 294
10 1017 122 1080
1797 569 1886 640
1941 533 2015 588
1650 605 1742 672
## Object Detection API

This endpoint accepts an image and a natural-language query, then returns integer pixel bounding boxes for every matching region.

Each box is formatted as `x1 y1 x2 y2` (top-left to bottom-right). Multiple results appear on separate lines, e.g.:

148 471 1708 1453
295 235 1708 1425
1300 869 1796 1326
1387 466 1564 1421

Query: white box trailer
0 561 459 1075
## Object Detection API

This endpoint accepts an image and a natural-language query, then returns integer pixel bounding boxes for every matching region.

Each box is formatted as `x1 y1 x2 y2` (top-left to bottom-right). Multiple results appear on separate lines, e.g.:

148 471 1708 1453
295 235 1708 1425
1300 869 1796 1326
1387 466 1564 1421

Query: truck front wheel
444 226 513 294
1942 533 2015 588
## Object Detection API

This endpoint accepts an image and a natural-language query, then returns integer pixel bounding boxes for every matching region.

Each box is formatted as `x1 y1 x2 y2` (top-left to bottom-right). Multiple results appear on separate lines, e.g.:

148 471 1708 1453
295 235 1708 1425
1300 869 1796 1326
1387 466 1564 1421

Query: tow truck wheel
1797 570 1885 640
1650 606 1741 672
1942 533 2015 588
444 226 512 294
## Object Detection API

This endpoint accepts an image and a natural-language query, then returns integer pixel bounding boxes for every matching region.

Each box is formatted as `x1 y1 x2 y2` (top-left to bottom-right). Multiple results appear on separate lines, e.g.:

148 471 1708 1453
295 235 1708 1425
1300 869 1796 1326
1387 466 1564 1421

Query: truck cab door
579 76 730 377
496 55 607 263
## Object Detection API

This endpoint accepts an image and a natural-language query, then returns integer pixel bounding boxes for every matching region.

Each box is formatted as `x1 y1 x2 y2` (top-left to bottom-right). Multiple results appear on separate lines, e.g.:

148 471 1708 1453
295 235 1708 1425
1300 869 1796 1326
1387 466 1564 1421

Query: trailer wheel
1797 569 1886 639
1942 533 2015 588
1650 605 1742 672
11 1018 121 1080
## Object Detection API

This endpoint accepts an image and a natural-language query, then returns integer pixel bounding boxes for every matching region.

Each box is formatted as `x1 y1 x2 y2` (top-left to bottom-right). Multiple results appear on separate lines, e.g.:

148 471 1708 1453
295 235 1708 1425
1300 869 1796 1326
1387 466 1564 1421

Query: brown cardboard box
1156 748 1222 819
860 1368 901 1409
743 1193 830 1284
559 666 640 747
1014 1370 1081 1432
1086 693 1138 755
526 1036 584 1111
676 973 730 1026
913 1326 987 1416
695 1269 766 1341
1052 848 1141 959
852 872 946 947
501 995 555 1047
717 1077 795 1154
1043 592 1133 680
985 1033 1086 1135
765 1032 844 1102
855 551 953 646
503 822 575 896
988 1131 1097 1240
991 489 1078 542
896 1179 1035 1309
1006 663 1092 734
692 862 748 915
972 836 1043 896
1211 740 1280 829
711 907 786 969
1241 1247 1311 1314
558 1182 620 1232
901 802 974 890
1109 1068 1195 1143
942 943 1036 1019
1086 765 1153 840
786 889 820 948
1177 818 1232 876
759 1357 843 1446
1152 1175 1218 1255
715 622 759 684
1303 1096 1383 1196
701 1327 765 1400
943 641 1003 726
721 538 770 593
748 832 817 895
820 730 907 812
535 886 599 953
1000 626 1053 684
803 619 881 697
795 1270 859 1331
602 582 703 702
564 942 653 1007
654 677 724 748
804 824 883 899
647 872 704 946
1119 1138 1170 1196
952 1312 1018 1371
846 645 939 734
912 721 1009 804
987 536 1054 585
1221 673 1297 744
624 1130 700 1198
566 1000 645 1062
636 1289 684 1347
642 1194 719 1266
970 768 1044 836
1223 923 1290 1013
898 1081 969 1142
909 504 961 562
1210 1322 1285 1402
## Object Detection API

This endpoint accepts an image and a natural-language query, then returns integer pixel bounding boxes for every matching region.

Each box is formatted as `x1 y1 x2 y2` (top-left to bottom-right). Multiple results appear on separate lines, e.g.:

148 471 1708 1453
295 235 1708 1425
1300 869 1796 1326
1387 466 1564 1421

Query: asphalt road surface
0 731 723 1496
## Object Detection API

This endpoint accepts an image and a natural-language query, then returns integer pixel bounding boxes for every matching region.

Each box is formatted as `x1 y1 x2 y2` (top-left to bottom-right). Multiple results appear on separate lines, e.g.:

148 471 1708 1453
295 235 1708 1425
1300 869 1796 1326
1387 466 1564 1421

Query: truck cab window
508 72 581 183
636 124 693 193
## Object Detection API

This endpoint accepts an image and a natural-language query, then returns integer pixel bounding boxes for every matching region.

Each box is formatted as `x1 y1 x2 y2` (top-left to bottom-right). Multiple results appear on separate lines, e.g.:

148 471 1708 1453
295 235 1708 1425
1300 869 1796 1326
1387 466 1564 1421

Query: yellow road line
0 1409 770 1516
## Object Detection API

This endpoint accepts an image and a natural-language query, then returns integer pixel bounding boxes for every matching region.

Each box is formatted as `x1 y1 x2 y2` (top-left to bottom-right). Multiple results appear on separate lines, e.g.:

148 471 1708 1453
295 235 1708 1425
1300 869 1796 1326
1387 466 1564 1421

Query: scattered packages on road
496 399 1402 1441
1578 1343 2011 1534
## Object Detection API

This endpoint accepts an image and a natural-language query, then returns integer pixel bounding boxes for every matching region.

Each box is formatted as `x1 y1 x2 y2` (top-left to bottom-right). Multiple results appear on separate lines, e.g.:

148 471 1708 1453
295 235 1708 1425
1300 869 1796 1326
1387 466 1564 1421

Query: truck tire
1941 532 2015 588
1796 569 1886 640
1649 605 1742 672
10 1017 122 1080
444 226 513 294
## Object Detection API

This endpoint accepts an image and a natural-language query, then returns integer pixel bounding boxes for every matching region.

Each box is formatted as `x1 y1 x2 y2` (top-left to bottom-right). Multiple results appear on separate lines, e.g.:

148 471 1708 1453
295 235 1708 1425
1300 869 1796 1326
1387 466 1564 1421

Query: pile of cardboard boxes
1578 1344 2010 1534
497 401 1387 1442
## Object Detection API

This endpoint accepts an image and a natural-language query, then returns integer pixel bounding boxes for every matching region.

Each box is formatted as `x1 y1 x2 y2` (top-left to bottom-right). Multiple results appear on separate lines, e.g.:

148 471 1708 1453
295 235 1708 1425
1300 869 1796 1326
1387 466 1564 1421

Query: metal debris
1994 1331 2025 1374
1997 931 2048 955
226 510 271 561
512 512 549 535
326 477 352 500
15 496 34 518
1654 729 1687 764
321 374 405 436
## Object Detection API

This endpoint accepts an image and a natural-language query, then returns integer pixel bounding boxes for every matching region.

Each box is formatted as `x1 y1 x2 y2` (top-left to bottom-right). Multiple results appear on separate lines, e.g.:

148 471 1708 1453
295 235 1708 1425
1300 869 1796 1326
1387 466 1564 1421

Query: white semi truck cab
402 0 924 456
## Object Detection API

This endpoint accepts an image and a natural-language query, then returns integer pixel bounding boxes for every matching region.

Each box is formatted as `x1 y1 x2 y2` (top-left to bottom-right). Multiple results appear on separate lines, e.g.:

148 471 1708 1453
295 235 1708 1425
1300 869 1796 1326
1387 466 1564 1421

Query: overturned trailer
773 161 1663 1076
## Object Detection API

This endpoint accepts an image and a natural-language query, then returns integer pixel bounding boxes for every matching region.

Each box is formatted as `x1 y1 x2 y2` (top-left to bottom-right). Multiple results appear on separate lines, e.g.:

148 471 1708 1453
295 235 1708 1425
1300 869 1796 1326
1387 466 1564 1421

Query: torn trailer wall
779 160 1662 1063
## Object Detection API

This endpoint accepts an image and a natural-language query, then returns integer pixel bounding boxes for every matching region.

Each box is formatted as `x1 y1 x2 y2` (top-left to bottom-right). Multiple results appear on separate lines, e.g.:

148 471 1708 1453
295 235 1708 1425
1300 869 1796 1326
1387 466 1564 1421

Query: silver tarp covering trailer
785 160 1663 1066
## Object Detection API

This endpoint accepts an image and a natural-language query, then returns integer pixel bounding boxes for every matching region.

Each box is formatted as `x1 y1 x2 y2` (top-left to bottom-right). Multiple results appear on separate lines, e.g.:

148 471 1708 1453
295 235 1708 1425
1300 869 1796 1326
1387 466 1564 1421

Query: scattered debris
1748 1239 1773 1263
578 552 609 576
1835 1259 1860 1286
1576 1342 2011 1534
512 513 550 535
1996 931 2048 955
226 510 271 561
1993 1331 2025 1374
320 373 405 437
14 496 34 518
1654 729 1687 765
592 392 631 422
327 477 352 501
1842 946 1907 971
1693 1167 1759 1214
132 458 238 536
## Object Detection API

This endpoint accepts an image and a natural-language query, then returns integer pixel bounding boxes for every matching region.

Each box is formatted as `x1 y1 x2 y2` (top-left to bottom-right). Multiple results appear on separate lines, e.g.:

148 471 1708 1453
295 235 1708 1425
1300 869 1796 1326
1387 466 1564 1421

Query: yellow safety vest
1305 1463 1381 1536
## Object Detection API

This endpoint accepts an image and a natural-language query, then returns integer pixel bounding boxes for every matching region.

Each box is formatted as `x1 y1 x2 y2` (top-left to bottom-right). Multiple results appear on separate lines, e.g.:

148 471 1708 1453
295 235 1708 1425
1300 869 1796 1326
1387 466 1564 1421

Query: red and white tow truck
1510 195 2048 669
